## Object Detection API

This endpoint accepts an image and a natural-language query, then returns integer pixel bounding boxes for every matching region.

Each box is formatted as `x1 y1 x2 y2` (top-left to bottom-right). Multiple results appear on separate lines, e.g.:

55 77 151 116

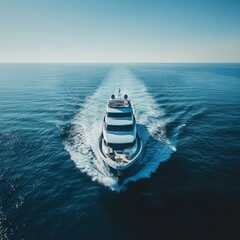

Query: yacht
98 89 142 181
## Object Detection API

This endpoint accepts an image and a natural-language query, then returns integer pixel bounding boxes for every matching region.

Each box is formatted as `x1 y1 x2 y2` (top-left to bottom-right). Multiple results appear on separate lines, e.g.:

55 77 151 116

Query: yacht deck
99 134 141 167
108 99 131 108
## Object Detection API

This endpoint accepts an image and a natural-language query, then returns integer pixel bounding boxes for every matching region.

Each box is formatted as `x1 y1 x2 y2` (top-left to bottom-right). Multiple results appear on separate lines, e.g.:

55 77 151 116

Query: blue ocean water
0 63 240 239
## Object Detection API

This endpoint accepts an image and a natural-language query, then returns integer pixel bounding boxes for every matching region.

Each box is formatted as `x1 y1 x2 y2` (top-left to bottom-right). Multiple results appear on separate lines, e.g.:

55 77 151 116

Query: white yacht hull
97 90 142 183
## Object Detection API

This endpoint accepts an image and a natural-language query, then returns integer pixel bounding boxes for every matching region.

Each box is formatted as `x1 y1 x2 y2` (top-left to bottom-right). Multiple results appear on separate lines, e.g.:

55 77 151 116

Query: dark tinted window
106 140 136 150
106 124 134 132
107 112 132 118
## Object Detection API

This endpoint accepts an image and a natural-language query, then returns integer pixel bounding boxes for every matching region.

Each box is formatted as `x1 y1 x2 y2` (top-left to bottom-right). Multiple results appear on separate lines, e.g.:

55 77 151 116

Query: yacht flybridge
98 89 142 181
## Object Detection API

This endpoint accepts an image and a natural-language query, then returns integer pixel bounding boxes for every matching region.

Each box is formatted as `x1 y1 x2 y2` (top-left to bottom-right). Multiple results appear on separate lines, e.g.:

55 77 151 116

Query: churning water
64 66 175 191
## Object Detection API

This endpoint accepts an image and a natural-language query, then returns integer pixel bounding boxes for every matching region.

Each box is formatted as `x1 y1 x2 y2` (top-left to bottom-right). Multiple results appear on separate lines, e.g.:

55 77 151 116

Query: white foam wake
64 66 175 191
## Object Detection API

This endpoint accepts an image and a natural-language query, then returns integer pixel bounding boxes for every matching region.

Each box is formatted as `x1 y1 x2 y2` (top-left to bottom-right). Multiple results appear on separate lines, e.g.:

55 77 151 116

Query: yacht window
106 124 134 132
106 140 136 150
107 112 132 118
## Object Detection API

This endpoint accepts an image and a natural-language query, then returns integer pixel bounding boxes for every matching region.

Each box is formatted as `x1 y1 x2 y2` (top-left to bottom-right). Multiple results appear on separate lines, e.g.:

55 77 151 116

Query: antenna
118 88 121 98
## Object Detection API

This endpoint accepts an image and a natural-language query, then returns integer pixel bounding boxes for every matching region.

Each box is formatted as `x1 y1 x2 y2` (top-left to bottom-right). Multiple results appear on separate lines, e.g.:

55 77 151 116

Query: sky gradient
0 0 240 63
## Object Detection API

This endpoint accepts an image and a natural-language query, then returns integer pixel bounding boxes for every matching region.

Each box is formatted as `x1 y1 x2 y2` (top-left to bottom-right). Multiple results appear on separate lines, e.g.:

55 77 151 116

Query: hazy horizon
0 61 240 64
1 0 240 63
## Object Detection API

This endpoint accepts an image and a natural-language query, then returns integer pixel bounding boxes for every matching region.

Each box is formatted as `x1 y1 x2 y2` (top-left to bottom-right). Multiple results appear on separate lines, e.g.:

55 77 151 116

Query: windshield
107 112 132 118
105 140 136 150
106 124 134 132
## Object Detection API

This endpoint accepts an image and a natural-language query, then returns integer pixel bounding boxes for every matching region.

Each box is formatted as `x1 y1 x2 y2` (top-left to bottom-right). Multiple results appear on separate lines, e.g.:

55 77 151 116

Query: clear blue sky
0 0 240 62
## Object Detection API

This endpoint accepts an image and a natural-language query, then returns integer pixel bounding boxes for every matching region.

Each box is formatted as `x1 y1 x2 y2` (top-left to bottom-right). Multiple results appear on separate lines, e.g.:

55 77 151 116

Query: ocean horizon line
0 62 240 64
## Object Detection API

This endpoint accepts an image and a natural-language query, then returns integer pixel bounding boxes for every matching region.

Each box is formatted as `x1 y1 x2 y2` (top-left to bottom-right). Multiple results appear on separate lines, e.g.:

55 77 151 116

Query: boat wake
64 66 176 191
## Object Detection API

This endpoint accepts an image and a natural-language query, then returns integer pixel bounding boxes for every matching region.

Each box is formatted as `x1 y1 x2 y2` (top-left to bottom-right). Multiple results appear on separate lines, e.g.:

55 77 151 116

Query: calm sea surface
0 64 239 239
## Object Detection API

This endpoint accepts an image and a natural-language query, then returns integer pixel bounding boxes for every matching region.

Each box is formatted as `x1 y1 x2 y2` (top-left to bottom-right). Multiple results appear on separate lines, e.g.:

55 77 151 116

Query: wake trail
64 66 175 191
